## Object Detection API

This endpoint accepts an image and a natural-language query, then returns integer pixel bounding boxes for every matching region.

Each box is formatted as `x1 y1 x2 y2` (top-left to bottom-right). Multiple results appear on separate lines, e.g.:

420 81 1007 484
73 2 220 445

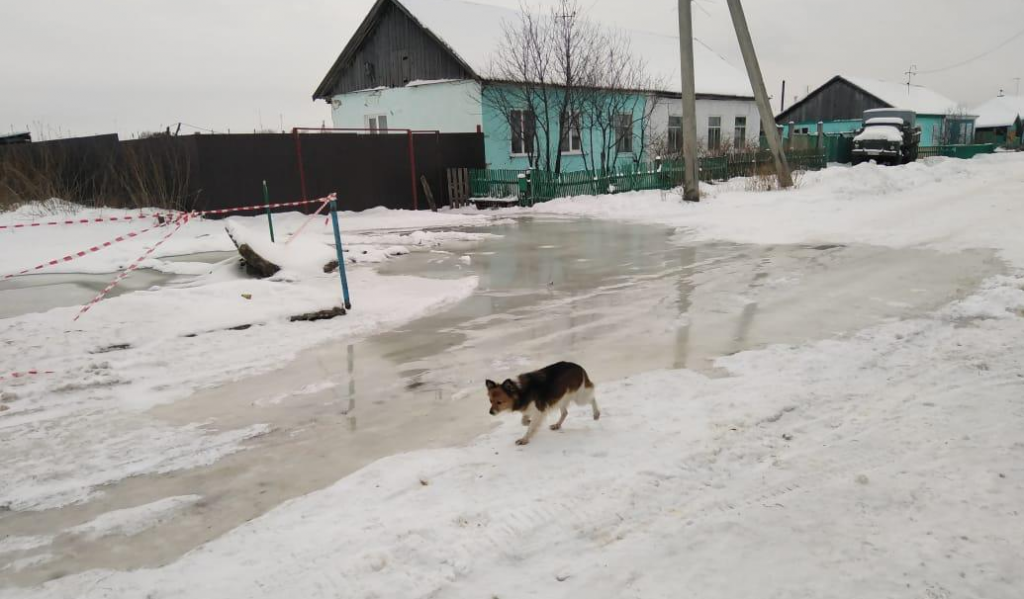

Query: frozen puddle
0 217 1003 588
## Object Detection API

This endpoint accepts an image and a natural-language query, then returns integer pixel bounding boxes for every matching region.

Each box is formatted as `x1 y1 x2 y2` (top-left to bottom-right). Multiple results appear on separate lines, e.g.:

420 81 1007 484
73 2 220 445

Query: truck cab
851 109 922 166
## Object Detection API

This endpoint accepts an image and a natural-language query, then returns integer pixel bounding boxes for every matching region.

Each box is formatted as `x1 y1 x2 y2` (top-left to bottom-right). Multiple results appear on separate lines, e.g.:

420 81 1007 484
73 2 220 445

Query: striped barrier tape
0 213 177 231
0 370 54 382
2 221 170 281
196 195 330 216
285 194 336 245
73 213 193 321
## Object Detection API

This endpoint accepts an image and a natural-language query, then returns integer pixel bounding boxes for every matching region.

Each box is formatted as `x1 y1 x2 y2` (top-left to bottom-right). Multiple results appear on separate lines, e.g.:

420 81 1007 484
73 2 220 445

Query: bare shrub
744 162 803 192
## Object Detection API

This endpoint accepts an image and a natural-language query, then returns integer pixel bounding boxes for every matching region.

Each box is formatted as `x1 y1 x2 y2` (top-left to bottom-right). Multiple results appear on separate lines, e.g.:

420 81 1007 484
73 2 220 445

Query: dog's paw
593 411 601 421
515 438 530 446
549 423 562 431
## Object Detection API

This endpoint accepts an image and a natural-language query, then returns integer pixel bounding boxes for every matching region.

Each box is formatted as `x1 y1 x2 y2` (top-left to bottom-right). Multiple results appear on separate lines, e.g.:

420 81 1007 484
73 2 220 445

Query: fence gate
446 168 470 208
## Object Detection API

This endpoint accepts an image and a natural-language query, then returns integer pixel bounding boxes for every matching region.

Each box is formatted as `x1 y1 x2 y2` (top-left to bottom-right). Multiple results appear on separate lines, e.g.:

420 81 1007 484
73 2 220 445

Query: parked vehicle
851 109 922 165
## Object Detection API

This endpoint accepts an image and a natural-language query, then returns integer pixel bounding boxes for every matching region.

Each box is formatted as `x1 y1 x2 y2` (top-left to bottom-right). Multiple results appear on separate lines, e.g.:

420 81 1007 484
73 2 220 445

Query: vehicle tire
851 157 864 166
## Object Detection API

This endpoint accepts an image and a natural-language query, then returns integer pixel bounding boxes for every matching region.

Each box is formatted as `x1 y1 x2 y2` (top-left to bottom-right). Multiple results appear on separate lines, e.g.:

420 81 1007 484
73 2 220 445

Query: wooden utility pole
677 0 701 202
725 0 792 188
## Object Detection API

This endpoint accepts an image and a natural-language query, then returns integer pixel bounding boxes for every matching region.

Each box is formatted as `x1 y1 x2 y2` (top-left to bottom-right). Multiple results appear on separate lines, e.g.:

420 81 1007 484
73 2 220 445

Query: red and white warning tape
73 213 193 321
2 221 169 281
285 194 336 245
0 370 54 382
0 213 176 231
196 196 329 217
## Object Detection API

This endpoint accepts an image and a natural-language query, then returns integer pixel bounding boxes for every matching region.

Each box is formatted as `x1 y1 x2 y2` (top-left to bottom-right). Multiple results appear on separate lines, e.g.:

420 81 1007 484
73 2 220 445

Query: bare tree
484 0 660 175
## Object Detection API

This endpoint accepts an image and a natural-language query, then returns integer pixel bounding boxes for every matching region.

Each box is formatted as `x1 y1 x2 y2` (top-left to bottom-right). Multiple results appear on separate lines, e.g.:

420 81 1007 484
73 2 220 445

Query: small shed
972 95 1024 146
776 76 975 147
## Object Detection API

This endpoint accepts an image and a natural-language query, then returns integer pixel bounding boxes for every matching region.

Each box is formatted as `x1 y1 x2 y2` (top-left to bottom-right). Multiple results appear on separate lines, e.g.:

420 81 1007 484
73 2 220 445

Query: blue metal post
329 199 351 309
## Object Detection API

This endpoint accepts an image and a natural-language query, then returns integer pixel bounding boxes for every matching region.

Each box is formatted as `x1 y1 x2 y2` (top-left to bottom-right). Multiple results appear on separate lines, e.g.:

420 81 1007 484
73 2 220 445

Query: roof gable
314 0 474 99
317 0 754 99
777 75 964 121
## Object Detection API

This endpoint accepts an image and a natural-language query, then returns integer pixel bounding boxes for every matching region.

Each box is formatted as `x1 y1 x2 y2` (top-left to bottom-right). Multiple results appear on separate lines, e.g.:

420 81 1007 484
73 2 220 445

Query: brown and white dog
486 361 600 445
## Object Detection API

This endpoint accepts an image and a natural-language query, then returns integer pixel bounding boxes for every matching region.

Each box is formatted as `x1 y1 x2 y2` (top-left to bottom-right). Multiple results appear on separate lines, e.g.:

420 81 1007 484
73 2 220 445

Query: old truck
851 109 922 166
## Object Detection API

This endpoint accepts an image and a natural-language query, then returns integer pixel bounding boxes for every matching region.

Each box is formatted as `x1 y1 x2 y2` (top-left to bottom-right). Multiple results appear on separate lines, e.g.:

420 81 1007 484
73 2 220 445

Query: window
668 116 682 152
366 115 388 133
559 112 582 153
733 116 747 148
510 110 536 155
615 113 633 153
708 116 722 150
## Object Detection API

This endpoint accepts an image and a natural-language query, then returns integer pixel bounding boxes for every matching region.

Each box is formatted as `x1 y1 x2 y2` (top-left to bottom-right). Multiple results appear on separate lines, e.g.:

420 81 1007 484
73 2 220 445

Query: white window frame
733 116 747 149
707 116 722 150
667 116 682 153
365 114 388 134
510 109 535 156
559 112 583 154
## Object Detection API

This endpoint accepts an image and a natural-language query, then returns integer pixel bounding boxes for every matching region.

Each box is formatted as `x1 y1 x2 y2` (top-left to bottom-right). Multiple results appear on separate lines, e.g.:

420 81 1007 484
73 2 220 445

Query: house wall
330 80 483 132
782 119 861 137
328 0 471 94
649 96 760 151
480 84 650 171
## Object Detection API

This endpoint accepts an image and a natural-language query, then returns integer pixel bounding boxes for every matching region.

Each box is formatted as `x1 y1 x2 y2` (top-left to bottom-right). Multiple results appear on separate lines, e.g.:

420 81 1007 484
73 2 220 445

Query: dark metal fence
0 131 485 212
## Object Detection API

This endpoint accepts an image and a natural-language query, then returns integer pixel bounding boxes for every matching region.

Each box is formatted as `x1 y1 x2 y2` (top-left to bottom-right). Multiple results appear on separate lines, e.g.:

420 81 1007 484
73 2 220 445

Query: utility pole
677 0 701 202
780 80 786 112
1014 77 1021 96
725 0 792 188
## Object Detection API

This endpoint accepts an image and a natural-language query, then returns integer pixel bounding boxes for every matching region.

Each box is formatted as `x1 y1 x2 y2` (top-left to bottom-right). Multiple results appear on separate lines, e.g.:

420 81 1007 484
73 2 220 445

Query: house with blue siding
313 0 759 172
775 75 976 147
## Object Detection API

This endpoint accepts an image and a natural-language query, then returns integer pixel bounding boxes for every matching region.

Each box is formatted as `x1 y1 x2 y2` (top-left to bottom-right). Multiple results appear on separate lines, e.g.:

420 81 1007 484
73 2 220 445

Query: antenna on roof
999 88 1005 98
904 65 917 93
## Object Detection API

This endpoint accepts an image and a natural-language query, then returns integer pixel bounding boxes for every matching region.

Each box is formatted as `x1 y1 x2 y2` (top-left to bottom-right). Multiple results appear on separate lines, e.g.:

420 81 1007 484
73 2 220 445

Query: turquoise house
775 75 976 147
314 0 758 174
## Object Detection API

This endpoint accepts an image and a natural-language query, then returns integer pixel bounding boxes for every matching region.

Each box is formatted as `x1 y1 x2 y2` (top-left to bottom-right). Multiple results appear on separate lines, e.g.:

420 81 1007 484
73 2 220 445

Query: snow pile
853 124 903 142
522 153 1024 267
18 275 1024 598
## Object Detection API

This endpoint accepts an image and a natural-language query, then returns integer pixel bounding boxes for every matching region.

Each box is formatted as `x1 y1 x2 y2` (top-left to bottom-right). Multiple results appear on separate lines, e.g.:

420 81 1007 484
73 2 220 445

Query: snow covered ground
0 205 493 512
4 154 1024 598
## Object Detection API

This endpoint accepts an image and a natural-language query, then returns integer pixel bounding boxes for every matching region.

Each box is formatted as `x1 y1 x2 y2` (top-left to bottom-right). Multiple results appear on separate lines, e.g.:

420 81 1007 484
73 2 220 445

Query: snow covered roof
972 95 1024 129
319 0 753 99
843 76 962 116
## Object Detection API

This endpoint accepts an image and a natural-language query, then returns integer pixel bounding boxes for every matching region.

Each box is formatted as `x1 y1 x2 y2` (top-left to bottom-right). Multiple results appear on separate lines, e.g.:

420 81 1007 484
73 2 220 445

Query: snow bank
19 274 1024 598
521 154 1024 268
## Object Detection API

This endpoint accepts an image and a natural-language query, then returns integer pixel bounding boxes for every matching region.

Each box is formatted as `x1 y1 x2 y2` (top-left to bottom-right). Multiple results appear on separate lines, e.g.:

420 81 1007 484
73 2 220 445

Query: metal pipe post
329 199 352 310
262 180 275 242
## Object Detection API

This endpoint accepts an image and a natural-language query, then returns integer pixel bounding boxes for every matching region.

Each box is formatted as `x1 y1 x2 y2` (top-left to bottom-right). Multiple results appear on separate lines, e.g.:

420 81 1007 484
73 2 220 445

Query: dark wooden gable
776 76 892 124
314 0 474 99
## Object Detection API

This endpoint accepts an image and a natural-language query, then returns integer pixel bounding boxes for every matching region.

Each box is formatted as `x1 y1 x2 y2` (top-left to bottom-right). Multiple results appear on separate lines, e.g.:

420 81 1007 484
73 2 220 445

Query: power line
917 26 1024 75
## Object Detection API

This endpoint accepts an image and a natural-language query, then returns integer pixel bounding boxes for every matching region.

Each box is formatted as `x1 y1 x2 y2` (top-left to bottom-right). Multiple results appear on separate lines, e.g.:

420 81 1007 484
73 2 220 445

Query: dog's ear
485 379 497 390
501 379 519 397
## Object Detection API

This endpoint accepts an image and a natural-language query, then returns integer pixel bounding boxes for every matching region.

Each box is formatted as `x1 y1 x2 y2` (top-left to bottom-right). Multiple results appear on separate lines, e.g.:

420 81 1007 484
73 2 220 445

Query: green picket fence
469 149 827 203
917 144 997 160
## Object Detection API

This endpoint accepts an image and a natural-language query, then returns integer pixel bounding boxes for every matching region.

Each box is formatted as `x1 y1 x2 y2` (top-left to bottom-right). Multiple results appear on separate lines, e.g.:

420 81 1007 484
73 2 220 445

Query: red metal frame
291 127 440 211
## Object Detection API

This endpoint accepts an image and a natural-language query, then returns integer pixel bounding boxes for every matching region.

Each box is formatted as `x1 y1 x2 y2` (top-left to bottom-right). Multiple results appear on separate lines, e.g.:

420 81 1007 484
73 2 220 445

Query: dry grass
744 162 804 192
0 139 195 213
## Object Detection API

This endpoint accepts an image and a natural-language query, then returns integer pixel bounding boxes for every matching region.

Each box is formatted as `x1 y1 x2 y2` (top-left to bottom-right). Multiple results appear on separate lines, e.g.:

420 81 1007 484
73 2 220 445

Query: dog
486 361 600 445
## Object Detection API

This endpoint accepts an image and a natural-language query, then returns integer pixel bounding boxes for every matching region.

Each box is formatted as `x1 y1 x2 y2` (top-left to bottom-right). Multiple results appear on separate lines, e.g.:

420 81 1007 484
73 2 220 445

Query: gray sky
2 0 1022 139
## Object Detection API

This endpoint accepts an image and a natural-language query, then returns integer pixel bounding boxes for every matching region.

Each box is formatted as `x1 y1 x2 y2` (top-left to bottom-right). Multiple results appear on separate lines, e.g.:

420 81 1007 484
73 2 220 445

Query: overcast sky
2 0 1022 139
